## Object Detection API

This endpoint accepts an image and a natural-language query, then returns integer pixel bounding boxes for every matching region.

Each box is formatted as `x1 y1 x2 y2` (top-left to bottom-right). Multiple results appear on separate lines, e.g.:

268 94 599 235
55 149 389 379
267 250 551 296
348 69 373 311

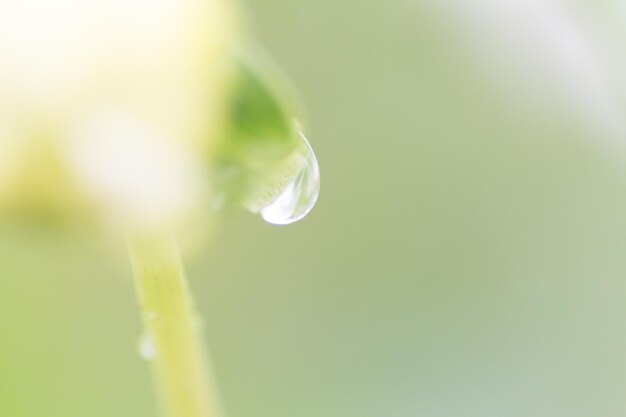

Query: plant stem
128 236 222 417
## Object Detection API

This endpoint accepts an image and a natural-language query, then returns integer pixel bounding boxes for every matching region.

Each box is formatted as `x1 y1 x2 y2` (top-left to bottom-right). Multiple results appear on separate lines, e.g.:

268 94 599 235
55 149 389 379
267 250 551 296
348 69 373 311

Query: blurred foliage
4 1 626 417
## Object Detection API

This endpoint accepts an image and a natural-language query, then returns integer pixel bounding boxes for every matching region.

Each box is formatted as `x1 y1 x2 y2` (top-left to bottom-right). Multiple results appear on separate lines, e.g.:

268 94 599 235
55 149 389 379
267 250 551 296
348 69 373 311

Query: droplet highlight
260 130 320 225
137 332 157 361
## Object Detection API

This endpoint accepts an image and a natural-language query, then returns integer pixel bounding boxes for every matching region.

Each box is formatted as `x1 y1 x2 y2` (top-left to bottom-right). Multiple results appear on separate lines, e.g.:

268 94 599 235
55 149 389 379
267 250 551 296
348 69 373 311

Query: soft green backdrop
3 1 626 417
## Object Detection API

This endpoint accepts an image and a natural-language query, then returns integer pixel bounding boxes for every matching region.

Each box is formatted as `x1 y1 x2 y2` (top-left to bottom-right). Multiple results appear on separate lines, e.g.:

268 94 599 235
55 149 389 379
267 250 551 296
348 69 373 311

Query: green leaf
215 49 308 212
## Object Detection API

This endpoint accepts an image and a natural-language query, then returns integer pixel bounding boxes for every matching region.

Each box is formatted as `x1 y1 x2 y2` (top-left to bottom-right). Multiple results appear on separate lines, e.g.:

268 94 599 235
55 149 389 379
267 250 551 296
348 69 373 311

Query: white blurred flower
0 0 235 231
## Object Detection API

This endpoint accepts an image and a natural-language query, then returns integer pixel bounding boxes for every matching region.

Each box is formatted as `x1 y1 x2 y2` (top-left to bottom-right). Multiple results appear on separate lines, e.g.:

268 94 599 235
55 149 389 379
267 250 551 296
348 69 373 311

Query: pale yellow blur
0 0 237 230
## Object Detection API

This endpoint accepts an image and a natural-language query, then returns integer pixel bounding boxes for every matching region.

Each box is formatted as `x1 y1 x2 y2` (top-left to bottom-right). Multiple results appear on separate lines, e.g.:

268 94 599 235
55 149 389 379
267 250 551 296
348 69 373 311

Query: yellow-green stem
128 236 222 417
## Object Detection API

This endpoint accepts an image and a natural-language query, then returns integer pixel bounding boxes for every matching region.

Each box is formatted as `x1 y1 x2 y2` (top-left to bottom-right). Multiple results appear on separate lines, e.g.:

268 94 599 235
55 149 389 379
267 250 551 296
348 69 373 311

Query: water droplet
137 332 157 360
260 130 320 225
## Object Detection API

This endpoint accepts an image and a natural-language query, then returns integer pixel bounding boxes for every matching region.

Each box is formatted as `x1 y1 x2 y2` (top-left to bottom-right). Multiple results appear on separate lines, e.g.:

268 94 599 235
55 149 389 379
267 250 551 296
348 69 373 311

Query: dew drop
260 130 320 225
137 332 157 361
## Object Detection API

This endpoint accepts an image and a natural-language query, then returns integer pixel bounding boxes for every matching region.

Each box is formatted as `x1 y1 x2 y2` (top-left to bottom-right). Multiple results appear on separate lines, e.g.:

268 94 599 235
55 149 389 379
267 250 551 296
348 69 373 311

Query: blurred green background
4 1 626 416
